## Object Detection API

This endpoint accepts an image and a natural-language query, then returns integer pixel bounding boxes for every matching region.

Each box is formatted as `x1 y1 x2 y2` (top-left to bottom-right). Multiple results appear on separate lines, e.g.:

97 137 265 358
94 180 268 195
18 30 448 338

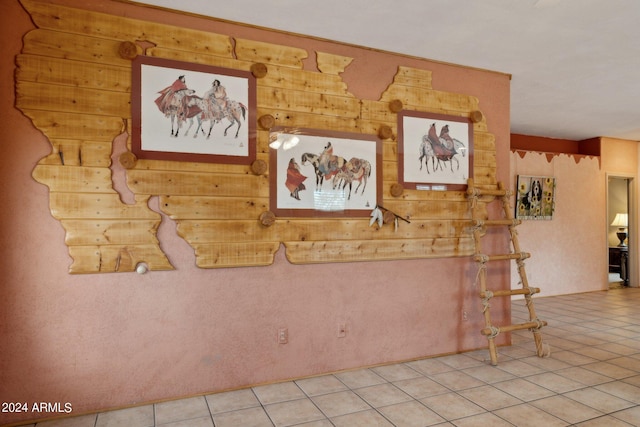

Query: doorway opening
607 176 633 289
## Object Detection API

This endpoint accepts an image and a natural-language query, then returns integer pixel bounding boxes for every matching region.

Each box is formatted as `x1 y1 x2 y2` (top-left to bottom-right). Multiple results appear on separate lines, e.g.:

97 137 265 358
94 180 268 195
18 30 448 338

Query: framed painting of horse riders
131 56 256 164
269 127 382 217
397 110 473 191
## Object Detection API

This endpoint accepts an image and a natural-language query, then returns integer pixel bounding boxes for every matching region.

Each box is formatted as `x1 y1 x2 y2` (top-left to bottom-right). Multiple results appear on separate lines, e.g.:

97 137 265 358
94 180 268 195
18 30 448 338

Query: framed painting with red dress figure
397 110 473 191
269 128 382 217
131 56 256 164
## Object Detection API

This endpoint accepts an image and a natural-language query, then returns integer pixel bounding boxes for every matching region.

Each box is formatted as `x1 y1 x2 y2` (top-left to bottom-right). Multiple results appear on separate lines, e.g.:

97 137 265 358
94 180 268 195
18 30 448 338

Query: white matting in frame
398 111 473 191
269 128 382 217
132 56 256 164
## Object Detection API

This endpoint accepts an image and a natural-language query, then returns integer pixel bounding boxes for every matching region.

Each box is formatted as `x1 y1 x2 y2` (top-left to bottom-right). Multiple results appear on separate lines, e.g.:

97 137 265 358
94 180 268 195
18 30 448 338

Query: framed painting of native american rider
269 127 382 217
397 111 473 191
131 56 256 164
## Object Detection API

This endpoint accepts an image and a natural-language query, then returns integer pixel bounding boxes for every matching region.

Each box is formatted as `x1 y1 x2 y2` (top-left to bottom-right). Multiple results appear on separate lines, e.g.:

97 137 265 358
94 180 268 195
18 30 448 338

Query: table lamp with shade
611 213 628 247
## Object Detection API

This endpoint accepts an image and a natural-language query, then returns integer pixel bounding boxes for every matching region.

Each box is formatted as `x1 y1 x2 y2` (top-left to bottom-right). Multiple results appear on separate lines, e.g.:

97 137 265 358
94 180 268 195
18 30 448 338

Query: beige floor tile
549 350 598 366
450 411 514 427
572 346 622 361
377 400 445 427
392 376 450 399
497 345 540 359
405 358 456 376
211 406 273 427
461 364 516 384
154 397 209 425
595 381 640 404
563 387 636 414
495 359 546 377
555 366 614 386
574 414 638 426
311 390 370 418
458 385 522 411
517 355 572 371
371 363 423 382
292 420 334 427
584 361 637 380
524 371 585 393
252 381 306 405
156 416 213 427
205 388 260 414
610 405 640 425
331 409 394 427
622 374 640 387
529 395 603 424
334 368 386 389
354 383 412 407
421 392 485 420
492 403 567 427
296 375 348 396
263 398 326 427
437 354 485 370
607 356 640 371
430 371 486 391
597 342 639 356
492 378 555 402
95 405 154 427
35 414 97 427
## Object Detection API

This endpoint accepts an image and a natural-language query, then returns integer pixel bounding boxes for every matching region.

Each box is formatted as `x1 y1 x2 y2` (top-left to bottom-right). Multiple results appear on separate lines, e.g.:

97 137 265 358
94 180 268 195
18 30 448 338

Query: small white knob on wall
135 263 148 274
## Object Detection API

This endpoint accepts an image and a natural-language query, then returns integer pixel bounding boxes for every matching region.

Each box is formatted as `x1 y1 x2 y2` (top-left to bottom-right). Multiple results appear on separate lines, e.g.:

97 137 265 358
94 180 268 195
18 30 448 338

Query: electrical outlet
278 328 288 344
462 311 468 321
338 323 347 338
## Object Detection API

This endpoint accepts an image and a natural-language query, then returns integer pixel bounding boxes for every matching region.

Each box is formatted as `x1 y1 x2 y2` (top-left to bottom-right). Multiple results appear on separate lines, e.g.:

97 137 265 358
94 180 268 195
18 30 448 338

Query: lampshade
611 213 628 228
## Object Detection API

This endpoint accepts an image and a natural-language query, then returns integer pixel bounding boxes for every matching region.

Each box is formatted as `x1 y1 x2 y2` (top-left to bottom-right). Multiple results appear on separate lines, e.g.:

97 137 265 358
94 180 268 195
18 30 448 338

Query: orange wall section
0 0 511 424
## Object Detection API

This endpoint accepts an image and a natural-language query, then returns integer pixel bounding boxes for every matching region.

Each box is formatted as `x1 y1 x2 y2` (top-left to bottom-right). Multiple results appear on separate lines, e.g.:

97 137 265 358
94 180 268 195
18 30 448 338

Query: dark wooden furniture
609 246 629 285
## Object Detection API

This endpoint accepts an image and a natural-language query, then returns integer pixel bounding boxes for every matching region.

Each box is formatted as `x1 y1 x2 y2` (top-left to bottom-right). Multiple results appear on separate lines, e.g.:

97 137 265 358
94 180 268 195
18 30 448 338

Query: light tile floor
17 288 640 427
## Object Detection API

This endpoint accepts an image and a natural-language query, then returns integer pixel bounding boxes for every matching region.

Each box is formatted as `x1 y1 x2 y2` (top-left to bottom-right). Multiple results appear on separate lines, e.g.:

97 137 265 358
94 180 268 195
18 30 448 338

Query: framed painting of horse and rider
131 56 256 164
397 110 473 191
268 128 382 217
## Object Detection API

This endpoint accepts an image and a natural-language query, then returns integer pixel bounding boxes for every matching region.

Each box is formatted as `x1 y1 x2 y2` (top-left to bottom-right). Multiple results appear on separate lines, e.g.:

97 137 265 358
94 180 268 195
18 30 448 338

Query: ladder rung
481 319 548 336
474 252 530 262
480 287 540 298
471 219 521 227
467 187 508 197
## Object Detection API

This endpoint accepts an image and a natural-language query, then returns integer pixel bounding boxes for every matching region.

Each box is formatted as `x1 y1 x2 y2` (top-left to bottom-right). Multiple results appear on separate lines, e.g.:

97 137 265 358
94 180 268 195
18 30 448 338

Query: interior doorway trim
606 173 637 288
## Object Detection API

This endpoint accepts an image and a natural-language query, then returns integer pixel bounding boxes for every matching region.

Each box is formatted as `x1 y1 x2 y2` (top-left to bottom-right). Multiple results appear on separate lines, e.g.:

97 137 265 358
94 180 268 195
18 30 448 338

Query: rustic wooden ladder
466 178 549 366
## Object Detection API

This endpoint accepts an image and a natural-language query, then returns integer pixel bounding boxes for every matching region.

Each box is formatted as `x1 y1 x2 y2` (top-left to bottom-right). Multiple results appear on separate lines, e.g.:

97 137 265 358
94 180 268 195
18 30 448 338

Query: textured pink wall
0 0 511 424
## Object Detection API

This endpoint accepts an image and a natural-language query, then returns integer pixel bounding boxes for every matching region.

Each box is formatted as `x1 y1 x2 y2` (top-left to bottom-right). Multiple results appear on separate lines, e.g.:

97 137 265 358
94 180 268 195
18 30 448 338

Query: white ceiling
134 0 640 141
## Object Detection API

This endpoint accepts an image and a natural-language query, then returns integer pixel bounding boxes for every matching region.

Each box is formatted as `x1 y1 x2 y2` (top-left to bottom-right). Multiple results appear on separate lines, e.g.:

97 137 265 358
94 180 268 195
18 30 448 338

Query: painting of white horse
132 56 255 165
398 111 473 191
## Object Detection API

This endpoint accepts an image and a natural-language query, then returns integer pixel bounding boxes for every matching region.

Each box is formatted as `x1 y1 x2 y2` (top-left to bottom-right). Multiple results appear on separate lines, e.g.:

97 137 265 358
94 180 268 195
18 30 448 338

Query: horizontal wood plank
22 0 233 57
126 169 270 197
284 237 474 264
160 195 270 220
16 54 131 91
68 244 174 273
17 81 130 117
193 242 281 268
176 218 473 243
235 38 307 68
20 109 125 141
38 139 112 167
62 219 161 245
32 165 116 193
49 192 159 220
21 29 134 67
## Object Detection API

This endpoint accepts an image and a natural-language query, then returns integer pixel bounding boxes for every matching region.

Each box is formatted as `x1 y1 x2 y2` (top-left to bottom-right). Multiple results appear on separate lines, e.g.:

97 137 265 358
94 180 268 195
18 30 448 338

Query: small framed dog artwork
515 175 556 220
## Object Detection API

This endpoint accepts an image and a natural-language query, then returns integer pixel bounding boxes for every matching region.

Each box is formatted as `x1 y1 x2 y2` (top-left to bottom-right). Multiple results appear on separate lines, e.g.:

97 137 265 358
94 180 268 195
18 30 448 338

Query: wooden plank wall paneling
17 0 497 273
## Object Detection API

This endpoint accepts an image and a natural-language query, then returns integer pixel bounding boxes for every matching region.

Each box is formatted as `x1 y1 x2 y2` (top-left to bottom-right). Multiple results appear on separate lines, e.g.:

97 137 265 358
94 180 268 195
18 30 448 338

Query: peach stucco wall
0 0 511 424
509 136 639 297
